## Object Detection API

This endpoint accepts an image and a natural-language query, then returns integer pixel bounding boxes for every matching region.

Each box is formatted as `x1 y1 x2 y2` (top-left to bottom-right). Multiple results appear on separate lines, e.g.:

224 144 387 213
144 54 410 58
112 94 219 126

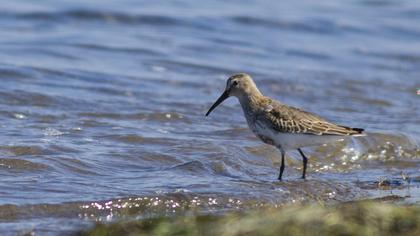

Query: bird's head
205 73 260 116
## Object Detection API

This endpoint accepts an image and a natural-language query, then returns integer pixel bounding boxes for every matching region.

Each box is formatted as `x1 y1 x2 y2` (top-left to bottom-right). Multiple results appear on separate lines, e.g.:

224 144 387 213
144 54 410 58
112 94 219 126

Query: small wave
285 49 332 60
0 145 50 156
0 158 49 171
169 161 208 173
155 59 237 75
209 160 242 178
52 157 100 176
353 49 420 65
231 16 340 35
360 0 402 7
0 65 35 80
70 43 163 57
79 111 189 122
307 132 419 174
6 10 181 26
0 88 92 111
13 113 27 119
0 90 54 107
19 47 80 60
0 185 360 222
104 134 179 146
383 25 420 40
43 128 65 136
0 193 259 221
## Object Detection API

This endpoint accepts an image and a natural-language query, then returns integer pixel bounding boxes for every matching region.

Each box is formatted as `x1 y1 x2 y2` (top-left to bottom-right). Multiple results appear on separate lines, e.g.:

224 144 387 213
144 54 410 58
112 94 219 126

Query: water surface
0 0 419 235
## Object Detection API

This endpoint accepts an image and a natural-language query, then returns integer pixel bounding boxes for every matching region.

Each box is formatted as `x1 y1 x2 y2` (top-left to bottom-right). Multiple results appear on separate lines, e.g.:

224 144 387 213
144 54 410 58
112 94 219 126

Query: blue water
0 0 419 235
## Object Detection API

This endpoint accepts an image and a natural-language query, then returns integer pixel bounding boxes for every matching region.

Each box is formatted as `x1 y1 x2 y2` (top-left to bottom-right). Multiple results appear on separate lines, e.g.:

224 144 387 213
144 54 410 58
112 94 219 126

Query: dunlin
206 73 364 180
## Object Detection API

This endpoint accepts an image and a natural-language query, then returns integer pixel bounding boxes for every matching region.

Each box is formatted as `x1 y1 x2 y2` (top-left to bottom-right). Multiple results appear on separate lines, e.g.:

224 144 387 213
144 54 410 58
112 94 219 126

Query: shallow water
0 0 419 235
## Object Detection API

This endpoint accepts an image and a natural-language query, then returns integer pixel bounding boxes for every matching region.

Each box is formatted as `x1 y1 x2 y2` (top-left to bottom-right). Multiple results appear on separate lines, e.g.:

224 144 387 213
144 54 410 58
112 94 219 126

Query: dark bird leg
297 148 308 179
278 148 285 181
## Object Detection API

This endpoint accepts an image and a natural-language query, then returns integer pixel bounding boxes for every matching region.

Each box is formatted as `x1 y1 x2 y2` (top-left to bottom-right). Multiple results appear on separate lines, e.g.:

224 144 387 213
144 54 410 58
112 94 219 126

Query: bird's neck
237 91 264 114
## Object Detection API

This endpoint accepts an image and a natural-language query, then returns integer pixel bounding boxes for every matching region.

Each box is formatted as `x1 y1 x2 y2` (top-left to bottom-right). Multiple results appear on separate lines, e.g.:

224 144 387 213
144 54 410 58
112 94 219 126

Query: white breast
253 120 345 150
273 133 345 150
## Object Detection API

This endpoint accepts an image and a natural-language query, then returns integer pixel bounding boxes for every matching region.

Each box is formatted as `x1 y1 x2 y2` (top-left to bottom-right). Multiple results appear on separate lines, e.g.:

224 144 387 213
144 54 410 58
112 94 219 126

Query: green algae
80 202 420 236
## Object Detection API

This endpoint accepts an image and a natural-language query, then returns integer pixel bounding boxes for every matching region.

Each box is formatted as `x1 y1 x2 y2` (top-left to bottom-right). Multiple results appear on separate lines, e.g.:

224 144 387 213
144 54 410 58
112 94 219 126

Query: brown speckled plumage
206 73 365 180
254 97 363 136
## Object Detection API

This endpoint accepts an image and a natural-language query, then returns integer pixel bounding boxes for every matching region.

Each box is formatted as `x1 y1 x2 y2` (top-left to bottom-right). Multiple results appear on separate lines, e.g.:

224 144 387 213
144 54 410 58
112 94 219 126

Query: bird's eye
232 81 239 86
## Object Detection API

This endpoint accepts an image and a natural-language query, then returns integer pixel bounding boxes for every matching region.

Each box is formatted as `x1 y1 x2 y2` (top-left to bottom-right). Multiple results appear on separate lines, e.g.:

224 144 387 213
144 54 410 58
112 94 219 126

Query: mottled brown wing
258 101 363 136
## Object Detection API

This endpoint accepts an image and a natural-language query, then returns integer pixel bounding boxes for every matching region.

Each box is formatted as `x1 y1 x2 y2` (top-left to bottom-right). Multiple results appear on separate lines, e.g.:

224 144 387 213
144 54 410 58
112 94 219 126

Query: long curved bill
205 90 229 116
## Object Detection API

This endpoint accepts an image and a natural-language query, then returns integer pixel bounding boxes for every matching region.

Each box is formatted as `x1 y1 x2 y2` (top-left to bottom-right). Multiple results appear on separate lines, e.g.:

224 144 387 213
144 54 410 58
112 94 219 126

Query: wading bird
206 73 364 180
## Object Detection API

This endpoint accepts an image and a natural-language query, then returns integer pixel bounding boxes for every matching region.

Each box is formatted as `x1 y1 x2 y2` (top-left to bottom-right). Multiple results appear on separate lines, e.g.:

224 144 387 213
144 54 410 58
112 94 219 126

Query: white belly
272 132 345 150
253 122 345 150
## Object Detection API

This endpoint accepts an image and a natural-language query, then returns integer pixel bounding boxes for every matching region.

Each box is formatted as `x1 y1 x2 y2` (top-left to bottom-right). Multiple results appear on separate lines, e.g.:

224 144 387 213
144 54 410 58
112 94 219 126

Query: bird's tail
340 126 366 136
